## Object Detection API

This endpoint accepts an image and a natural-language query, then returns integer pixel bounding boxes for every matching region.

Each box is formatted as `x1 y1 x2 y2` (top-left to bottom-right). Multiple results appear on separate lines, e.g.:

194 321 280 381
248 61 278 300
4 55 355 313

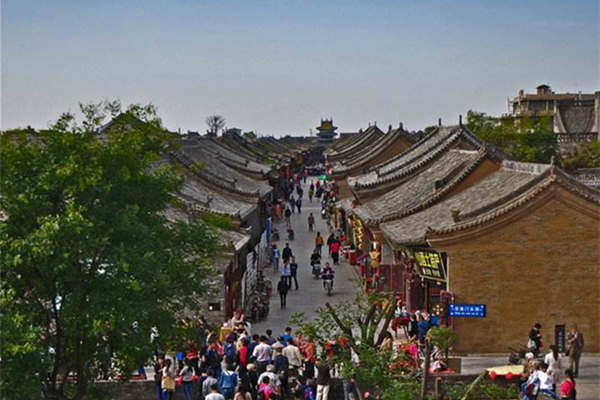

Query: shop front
395 247 453 325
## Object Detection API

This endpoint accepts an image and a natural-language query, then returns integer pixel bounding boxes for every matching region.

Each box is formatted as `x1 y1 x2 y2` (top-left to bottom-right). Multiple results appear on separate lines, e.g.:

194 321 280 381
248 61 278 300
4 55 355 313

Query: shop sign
555 325 566 354
413 249 446 282
449 303 486 317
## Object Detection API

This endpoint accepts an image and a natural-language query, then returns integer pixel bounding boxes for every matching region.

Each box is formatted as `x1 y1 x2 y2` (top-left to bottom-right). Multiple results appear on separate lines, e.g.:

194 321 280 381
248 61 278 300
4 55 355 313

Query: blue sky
2 0 598 135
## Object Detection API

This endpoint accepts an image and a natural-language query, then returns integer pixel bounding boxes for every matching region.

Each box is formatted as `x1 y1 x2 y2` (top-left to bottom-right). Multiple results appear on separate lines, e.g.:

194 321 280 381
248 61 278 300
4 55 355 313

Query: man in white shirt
282 338 303 377
252 336 273 375
205 383 225 400
538 362 556 398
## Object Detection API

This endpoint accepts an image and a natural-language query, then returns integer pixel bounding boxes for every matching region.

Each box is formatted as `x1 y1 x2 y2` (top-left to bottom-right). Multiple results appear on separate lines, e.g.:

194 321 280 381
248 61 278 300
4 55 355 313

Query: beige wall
431 188 600 353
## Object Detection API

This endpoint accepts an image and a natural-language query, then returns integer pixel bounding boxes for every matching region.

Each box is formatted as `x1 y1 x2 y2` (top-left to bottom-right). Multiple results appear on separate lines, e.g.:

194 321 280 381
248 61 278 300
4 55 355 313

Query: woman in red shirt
559 368 576 399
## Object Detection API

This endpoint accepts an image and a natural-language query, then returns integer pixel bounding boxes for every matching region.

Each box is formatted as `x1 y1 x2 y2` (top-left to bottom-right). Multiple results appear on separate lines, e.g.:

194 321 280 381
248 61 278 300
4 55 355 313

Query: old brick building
380 161 600 353
508 84 600 146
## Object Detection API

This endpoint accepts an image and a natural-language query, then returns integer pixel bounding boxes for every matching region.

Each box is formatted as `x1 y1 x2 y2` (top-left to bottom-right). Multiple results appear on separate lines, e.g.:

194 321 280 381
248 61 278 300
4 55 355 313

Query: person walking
290 256 299 290
282 243 293 265
271 245 280 271
218 363 238 400
277 276 289 308
205 383 226 400
528 323 543 356
153 357 165 400
272 343 289 399
308 213 315 232
179 358 195 400
281 261 292 289
289 195 296 214
330 239 340 265
284 206 292 227
283 338 303 378
559 368 576 400
161 358 176 400
304 337 317 379
296 197 302 214
567 324 584 378
315 232 324 256
544 344 562 392
203 370 219 399
315 359 331 400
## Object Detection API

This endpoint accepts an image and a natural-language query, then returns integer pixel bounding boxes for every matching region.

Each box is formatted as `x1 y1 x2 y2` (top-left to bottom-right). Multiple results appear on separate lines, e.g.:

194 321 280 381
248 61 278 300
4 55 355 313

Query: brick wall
431 189 600 353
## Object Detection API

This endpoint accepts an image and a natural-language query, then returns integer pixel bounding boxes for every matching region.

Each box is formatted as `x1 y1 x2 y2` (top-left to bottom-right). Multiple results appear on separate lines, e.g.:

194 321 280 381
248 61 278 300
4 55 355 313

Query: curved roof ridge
327 125 384 160
365 126 446 172
335 128 407 172
353 130 462 189
169 150 261 198
374 150 489 224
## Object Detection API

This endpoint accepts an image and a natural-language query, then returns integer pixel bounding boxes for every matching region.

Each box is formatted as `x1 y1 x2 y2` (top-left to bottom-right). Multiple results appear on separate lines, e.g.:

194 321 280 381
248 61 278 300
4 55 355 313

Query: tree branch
325 303 353 338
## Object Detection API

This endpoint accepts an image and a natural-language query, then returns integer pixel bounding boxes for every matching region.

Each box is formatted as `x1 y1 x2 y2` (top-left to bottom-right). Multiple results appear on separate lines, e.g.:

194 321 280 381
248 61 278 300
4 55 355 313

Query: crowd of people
520 323 584 399
153 317 336 400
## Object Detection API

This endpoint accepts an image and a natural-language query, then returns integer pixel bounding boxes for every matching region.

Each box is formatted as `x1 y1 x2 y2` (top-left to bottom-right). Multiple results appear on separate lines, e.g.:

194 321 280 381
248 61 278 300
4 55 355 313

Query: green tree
561 141 600 172
291 286 410 399
466 110 558 163
0 104 218 399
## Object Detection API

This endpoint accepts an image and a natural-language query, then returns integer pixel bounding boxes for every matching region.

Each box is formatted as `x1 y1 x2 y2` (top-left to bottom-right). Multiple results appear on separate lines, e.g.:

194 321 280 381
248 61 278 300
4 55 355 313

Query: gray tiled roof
349 126 460 188
179 175 255 219
196 137 271 174
348 125 503 190
380 161 600 245
353 149 484 223
557 105 596 134
176 140 272 197
333 127 409 174
326 125 384 160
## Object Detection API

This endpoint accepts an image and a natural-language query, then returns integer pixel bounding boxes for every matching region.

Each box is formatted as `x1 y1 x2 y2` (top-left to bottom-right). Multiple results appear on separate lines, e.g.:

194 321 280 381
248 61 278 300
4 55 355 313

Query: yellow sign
413 249 446 282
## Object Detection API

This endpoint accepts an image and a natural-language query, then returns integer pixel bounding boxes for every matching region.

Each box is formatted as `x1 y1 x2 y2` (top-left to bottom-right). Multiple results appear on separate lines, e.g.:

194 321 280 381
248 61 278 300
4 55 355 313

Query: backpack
224 342 237 365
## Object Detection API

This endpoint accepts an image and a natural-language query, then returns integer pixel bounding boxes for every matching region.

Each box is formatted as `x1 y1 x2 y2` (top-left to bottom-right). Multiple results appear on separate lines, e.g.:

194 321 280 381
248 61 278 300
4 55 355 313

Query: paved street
253 183 357 334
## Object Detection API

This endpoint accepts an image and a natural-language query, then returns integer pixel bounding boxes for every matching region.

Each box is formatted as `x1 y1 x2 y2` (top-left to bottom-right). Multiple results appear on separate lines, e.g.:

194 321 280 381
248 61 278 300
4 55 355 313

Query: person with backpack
223 334 238 369
218 363 238 400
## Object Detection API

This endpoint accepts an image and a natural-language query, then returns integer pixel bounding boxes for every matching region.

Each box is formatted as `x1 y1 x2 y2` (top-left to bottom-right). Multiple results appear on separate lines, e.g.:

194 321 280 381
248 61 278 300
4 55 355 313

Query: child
538 362 556 398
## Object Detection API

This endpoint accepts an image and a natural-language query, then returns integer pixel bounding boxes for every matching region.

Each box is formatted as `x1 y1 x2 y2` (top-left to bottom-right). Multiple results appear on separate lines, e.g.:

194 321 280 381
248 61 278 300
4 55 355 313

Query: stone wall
432 189 600 353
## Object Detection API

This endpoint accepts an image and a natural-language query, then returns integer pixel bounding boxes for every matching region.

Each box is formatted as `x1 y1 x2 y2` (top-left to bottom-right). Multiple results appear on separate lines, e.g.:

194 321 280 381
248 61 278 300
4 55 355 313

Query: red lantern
489 371 497 380
505 372 514 380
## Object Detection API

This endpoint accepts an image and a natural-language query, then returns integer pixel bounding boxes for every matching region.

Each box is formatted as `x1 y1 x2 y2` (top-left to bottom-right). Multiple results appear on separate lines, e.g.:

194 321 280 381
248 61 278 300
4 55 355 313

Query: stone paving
253 183 358 335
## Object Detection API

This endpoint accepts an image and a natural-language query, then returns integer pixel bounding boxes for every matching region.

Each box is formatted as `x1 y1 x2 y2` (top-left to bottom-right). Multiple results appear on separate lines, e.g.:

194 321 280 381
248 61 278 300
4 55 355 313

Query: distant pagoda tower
316 119 338 143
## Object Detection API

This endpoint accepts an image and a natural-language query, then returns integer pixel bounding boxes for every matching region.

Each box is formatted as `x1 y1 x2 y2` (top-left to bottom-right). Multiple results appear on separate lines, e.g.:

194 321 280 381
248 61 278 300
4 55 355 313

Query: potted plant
429 326 461 373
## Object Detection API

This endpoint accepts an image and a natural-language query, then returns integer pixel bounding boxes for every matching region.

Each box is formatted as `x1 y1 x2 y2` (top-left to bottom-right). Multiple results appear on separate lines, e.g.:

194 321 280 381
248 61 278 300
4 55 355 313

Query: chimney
519 89 524 97
438 118 442 127
388 124 392 132
399 122 403 130
459 114 463 127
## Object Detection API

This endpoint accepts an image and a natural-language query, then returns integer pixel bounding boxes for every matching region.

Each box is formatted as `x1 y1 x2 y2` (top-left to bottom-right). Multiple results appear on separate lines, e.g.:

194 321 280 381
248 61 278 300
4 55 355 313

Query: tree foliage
466 110 558 163
205 115 226 136
560 140 600 172
291 285 411 399
0 103 218 400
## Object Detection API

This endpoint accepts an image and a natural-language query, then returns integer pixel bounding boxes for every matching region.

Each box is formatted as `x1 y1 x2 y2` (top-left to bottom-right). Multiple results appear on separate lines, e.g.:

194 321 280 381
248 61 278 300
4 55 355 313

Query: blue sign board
449 304 486 318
